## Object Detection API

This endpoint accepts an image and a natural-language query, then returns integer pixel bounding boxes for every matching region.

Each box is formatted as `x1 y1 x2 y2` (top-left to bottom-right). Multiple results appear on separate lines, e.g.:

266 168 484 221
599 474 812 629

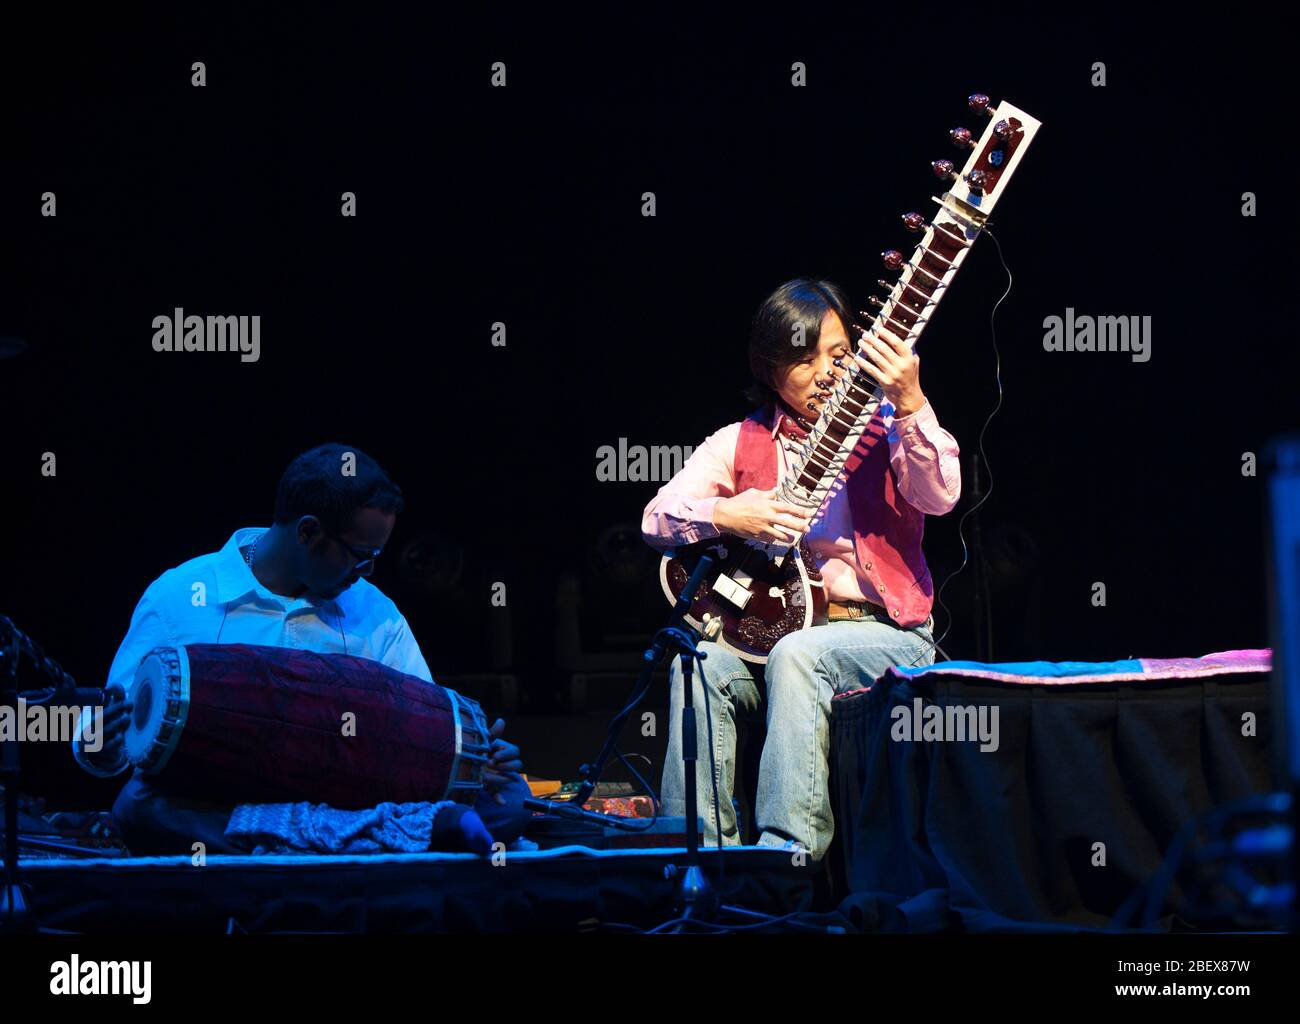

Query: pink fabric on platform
1137 648 1272 678
900 648 1272 687
832 648 1273 699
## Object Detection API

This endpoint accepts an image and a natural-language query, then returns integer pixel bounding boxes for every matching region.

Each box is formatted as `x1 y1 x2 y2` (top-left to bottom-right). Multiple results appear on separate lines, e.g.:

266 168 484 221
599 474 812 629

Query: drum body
124 643 490 809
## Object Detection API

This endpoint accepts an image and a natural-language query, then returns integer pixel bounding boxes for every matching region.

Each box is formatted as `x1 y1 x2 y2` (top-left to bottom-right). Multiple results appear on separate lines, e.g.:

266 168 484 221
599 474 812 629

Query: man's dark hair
273 443 405 535
745 278 862 410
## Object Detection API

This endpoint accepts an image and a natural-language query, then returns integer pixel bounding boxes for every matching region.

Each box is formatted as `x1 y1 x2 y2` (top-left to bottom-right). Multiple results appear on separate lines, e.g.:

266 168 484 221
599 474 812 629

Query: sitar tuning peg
877 279 893 292
901 212 927 233
867 296 886 309
993 118 1015 142
965 169 990 195
949 127 975 148
881 249 906 271
968 92 993 116
931 159 957 181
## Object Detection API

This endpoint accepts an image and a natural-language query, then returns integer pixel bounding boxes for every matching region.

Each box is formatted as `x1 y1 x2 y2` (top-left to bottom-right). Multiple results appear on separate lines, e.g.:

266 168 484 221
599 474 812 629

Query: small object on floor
6 791 129 857
527 814 701 851
525 777 563 798
757 831 808 854
581 796 654 818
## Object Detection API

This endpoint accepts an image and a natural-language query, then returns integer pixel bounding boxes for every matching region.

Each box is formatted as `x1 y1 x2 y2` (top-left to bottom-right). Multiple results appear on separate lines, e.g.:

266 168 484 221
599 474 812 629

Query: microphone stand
1 618 34 931
667 622 714 919
572 556 714 810
569 559 825 931
569 558 716 916
0 616 106 934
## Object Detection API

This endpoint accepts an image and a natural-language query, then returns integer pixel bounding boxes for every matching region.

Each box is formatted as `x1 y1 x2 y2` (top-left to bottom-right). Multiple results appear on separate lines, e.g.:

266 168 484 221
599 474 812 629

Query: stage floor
17 844 824 934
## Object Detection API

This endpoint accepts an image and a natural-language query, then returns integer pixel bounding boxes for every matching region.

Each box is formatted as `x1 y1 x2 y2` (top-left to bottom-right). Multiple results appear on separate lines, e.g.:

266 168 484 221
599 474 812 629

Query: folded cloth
225 799 458 855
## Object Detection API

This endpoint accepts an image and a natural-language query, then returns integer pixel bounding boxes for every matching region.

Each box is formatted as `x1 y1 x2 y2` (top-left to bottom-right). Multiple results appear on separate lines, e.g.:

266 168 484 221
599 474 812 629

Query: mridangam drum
124 643 491 809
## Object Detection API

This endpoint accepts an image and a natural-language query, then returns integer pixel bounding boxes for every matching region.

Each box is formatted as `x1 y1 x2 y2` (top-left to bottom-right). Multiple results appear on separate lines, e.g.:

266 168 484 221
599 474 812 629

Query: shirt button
865 562 873 570
879 585 887 594
892 609 901 618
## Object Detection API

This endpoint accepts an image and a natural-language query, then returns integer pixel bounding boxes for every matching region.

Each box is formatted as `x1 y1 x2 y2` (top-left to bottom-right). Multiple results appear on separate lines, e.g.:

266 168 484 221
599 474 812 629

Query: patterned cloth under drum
132 643 484 810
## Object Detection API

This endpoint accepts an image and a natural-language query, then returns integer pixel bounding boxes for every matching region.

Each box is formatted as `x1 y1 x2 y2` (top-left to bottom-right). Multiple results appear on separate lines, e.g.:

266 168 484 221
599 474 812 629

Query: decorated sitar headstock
934 93 1042 216
864 94 1042 347
787 94 1041 514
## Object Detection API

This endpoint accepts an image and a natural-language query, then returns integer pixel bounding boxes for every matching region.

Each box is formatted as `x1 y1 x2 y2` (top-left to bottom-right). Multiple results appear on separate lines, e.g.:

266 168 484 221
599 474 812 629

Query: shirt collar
214 526 349 613
213 527 271 605
769 402 811 441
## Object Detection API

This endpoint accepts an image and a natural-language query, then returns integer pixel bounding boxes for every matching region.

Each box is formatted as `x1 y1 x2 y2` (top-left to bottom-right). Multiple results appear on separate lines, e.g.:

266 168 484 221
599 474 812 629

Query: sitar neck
777 94 1042 518
777 203 978 511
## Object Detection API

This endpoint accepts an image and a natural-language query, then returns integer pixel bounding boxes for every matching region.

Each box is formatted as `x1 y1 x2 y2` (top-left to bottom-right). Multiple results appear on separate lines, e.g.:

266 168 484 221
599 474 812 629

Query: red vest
732 405 934 627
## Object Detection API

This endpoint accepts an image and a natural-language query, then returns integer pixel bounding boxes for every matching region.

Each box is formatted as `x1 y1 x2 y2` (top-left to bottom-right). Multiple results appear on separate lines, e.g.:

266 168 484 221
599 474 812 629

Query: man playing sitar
642 278 961 859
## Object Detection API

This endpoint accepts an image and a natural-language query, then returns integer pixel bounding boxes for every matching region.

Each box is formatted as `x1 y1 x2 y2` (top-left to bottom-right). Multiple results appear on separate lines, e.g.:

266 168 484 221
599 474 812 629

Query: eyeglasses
321 528 383 574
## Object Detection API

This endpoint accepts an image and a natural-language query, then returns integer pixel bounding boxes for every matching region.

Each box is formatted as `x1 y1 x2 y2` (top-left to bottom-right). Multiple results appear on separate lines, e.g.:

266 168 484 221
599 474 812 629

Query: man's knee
111 774 239 856
669 641 743 699
110 774 150 839
766 631 824 687
111 775 179 856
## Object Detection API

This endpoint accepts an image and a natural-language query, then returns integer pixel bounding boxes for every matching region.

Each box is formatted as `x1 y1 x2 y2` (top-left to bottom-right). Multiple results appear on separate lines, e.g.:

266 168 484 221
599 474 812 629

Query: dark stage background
3 6 1294 803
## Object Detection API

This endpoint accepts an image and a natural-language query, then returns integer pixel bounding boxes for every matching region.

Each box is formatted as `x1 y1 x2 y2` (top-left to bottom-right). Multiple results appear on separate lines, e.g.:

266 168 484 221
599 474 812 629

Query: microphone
643 554 713 663
52 688 111 706
0 615 86 697
673 554 713 623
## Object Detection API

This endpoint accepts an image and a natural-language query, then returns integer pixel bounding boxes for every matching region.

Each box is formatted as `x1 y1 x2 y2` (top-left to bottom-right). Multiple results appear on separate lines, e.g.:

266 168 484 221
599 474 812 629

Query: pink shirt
641 399 961 606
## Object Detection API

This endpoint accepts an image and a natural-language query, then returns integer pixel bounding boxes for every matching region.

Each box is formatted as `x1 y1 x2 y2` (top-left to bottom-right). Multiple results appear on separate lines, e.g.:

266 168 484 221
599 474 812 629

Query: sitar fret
784 219 972 511
778 95 1033 514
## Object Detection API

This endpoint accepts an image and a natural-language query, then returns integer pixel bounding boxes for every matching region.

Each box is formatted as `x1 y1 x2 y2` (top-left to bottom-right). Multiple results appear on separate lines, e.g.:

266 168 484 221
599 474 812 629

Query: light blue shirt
74 527 433 776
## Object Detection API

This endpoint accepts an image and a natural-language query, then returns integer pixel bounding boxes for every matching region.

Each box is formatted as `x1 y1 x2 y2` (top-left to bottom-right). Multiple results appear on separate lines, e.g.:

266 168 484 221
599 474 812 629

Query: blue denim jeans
660 615 936 862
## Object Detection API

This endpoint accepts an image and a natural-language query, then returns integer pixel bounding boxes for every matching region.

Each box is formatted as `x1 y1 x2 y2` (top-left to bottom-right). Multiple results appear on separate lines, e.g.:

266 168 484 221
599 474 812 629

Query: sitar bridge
930 192 990 234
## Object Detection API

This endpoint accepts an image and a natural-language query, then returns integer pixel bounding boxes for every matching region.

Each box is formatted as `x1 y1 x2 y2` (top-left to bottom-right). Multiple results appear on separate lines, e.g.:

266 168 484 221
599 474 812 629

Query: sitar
659 92 1042 663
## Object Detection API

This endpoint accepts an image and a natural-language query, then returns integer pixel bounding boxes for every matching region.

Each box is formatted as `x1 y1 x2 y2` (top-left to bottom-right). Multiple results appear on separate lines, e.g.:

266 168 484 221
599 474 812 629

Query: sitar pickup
711 573 753 610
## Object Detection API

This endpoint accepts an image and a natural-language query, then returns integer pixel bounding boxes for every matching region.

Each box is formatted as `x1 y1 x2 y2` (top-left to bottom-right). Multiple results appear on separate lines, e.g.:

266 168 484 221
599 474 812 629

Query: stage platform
17 844 825 934
8 649 1282 935
829 648 1278 932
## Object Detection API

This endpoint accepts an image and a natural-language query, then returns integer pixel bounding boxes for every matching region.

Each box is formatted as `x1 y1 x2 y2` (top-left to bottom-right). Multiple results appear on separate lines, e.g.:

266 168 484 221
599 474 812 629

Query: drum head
444 689 490 801
124 646 191 772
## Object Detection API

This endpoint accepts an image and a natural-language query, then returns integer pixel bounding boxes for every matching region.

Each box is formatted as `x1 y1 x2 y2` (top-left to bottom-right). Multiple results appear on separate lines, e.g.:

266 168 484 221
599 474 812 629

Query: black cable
899 224 1013 669
604 745 661 834
611 748 658 805
645 910 815 934
1140 795 1288 929
1107 793 1290 930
